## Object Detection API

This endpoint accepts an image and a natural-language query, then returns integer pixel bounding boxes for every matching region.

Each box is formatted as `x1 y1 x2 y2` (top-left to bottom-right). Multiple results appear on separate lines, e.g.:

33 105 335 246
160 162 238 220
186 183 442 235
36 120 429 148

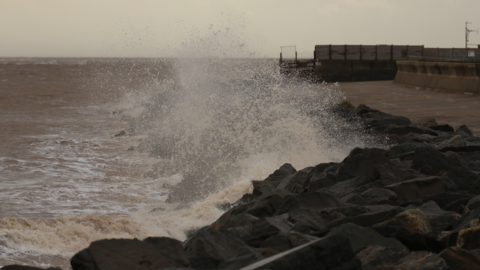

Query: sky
1 0 479 58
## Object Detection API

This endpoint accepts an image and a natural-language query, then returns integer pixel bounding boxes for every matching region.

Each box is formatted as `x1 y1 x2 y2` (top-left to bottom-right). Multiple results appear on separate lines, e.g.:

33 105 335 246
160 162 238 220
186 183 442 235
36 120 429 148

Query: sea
0 56 378 269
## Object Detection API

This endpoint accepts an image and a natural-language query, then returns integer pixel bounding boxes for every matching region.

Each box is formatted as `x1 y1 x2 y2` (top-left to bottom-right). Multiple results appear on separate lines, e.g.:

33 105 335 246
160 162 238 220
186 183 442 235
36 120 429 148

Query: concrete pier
338 80 480 134
394 61 480 94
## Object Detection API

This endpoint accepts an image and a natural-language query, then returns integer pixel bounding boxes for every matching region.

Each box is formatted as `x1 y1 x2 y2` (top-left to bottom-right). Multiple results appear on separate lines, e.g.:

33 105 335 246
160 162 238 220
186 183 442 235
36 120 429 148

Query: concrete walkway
337 81 480 134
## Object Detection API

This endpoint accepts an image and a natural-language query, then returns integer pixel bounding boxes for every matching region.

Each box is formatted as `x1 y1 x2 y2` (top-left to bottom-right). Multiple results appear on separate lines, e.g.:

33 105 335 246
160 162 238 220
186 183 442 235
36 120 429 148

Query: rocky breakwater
5 103 480 270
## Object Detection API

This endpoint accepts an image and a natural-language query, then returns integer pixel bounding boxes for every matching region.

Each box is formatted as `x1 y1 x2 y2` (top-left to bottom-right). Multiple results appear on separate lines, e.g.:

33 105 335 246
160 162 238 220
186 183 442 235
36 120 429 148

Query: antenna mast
466 21 478 48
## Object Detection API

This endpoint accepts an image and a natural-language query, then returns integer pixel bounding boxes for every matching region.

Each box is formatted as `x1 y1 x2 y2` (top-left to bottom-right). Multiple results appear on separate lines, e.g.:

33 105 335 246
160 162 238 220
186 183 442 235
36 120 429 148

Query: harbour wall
394 61 480 94
314 60 397 82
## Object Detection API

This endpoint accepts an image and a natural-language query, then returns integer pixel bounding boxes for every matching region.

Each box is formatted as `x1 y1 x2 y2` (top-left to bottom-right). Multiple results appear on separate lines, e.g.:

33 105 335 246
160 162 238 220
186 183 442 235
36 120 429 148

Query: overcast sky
1 0 479 58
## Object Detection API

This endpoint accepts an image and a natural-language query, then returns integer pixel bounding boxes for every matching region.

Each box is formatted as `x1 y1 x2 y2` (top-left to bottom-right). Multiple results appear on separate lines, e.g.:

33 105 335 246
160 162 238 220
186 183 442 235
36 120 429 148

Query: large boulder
70 237 190 270
336 148 389 182
439 247 480 270
240 234 362 270
385 176 447 204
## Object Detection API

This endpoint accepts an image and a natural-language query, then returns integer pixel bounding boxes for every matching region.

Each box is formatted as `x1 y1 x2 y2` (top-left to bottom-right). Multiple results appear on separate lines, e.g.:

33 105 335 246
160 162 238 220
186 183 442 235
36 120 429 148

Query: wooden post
345 44 347 60
360 45 362 60
329 44 332 60
375 45 378 60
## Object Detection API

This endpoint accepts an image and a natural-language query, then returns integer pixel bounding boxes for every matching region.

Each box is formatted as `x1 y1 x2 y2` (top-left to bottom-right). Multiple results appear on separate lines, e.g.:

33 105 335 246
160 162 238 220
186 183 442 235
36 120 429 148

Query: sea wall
314 60 397 82
394 60 480 94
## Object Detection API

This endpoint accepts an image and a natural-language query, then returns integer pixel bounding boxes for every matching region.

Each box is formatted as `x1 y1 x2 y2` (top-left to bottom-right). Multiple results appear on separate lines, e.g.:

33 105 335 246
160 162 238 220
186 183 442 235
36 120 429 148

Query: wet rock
261 163 296 189
341 193 371 206
328 223 407 254
446 167 479 191
276 170 309 194
439 246 480 270
374 209 431 234
431 124 455 132
327 177 371 198
356 245 408 270
336 147 389 181
413 134 437 143
412 146 466 175
374 226 446 253
385 176 447 204
419 209 461 232
383 126 438 137
327 207 403 229
274 191 343 216
456 124 474 138
360 187 397 204
259 232 318 253
240 234 362 270
365 116 412 128
467 195 480 210
445 135 467 147
245 194 287 218
386 142 422 158
305 172 337 192
184 229 259 268
458 227 480 250
425 192 474 209
393 251 448 270
251 181 275 196
70 237 190 270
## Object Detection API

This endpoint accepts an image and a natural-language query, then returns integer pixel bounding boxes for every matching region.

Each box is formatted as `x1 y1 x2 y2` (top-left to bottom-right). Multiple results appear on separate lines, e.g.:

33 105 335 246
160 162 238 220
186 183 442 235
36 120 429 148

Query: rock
356 246 408 270
424 192 474 209
245 194 287 218
386 142 423 158
393 251 448 270
327 207 403 229
212 214 259 230
184 229 260 268
336 148 389 181
375 164 423 186
421 200 441 210
259 232 319 253
458 227 480 250
419 209 461 232
341 193 371 206
274 191 343 216
431 124 455 132
468 195 480 210
386 176 447 205
262 163 296 189
365 116 412 128
252 180 275 196
375 226 447 253
248 217 294 245
439 246 480 270
240 234 362 270
446 167 479 191
327 177 371 198
456 124 474 138
328 223 408 254
383 126 438 137
305 172 337 192
411 146 466 175
276 170 309 194
413 134 437 143
360 187 397 204
70 237 190 270
416 118 438 128
445 135 467 147
374 209 431 234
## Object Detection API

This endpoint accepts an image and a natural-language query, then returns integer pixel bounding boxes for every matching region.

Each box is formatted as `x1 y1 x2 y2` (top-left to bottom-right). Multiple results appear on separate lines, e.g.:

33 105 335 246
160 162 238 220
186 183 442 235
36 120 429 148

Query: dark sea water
0 57 378 268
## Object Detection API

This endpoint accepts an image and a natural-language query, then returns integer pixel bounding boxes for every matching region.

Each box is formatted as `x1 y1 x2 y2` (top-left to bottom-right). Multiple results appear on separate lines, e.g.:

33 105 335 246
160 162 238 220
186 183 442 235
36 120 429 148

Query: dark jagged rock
274 191 343 216
360 187 397 204
240 234 362 270
328 223 408 254
374 226 446 253
392 251 448 270
276 170 310 194
70 237 189 270
431 124 455 132
261 163 296 189
440 246 480 270
326 207 403 230
412 146 467 175
184 229 261 269
336 147 389 181
259 232 318 253
304 172 337 192
385 176 447 204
